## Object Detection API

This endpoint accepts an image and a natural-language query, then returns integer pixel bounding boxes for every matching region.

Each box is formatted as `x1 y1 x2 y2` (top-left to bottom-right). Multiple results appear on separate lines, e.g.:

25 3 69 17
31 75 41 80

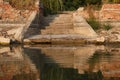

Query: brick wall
100 4 120 21
0 1 36 23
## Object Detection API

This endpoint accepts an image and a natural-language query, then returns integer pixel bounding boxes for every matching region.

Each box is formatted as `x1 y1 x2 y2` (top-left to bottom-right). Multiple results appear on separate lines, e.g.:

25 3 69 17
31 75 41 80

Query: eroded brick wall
100 4 120 21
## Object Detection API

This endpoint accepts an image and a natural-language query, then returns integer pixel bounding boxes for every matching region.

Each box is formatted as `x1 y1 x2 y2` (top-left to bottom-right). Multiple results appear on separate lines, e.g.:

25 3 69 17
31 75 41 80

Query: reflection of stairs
41 45 96 69
40 46 120 77
41 47 75 68
41 12 74 35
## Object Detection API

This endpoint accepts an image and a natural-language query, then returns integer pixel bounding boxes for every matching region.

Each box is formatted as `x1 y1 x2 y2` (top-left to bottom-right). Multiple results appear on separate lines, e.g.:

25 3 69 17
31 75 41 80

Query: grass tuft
87 18 101 30
102 24 112 30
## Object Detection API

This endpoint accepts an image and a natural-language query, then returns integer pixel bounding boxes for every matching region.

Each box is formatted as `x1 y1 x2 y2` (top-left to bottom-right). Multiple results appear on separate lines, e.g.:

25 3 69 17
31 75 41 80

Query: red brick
100 4 120 21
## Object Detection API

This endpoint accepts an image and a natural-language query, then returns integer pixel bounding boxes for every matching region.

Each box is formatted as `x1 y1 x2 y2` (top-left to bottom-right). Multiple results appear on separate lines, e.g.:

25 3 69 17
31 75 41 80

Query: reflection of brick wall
100 4 120 21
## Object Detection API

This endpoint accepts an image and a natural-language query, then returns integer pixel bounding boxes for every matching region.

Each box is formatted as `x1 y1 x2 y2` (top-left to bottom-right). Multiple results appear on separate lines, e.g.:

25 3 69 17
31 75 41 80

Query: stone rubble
98 27 120 43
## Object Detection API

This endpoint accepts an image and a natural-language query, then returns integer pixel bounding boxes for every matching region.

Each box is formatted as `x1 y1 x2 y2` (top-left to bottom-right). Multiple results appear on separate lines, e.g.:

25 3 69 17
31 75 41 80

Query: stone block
0 37 10 45
96 36 105 43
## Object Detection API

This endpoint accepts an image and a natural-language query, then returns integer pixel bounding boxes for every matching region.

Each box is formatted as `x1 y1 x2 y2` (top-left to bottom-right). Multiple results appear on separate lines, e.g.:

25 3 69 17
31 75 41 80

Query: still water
0 44 120 80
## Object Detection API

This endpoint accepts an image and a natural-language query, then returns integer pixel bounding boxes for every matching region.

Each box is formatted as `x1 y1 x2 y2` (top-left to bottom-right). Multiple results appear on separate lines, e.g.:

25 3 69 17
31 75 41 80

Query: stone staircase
40 11 97 37
40 12 75 35
26 11 98 43
40 45 96 70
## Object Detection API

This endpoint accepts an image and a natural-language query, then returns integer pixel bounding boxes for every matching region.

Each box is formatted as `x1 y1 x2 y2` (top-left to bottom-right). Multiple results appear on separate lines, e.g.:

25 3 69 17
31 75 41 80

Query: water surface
0 45 120 80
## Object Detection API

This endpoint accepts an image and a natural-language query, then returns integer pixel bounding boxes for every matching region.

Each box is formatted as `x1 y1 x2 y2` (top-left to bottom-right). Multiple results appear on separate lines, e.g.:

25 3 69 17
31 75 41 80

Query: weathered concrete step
24 28 40 38
44 15 59 20
25 34 95 44
44 19 72 24
44 21 72 26
45 25 91 29
73 27 98 37
0 24 25 27
44 14 72 20
73 22 91 27
49 23 73 26
42 23 73 27
59 11 73 13
51 20 73 23
41 29 75 35
55 17 72 20
45 25 74 29
41 27 98 37
59 15 72 18
44 17 73 23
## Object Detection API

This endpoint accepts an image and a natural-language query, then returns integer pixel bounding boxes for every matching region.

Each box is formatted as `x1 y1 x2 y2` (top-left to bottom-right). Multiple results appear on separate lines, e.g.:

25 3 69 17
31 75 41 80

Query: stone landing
25 11 98 44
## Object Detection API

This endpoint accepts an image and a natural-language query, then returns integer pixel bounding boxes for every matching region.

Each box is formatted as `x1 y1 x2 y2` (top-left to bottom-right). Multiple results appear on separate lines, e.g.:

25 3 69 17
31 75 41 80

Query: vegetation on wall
85 0 102 5
113 0 120 3
40 0 63 16
40 0 103 16
63 0 85 11
87 17 113 31
107 0 120 3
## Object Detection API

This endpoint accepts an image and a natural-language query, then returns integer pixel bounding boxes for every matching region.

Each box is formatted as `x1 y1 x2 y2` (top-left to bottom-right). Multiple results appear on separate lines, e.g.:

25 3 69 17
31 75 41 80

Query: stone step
24 28 40 38
44 18 73 25
52 20 73 23
43 23 73 26
56 17 72 20
49 23 73 26
44 17 72 22
73 22 90 27
41 29 75 35
59 11 73 13
44 20 72 25
46 25 90 29
44 14 72 20
73 27 98 37
26 34 93 44
59 15 73 18
44 15 59 19
50 22 73 25
45 25 74 29
0 37 10 45
41 27 98 37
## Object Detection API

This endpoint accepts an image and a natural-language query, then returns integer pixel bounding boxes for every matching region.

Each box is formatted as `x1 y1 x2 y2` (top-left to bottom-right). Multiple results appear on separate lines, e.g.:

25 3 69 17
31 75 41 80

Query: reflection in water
38 45 120 80
0 45 120 80
0 46 39 80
